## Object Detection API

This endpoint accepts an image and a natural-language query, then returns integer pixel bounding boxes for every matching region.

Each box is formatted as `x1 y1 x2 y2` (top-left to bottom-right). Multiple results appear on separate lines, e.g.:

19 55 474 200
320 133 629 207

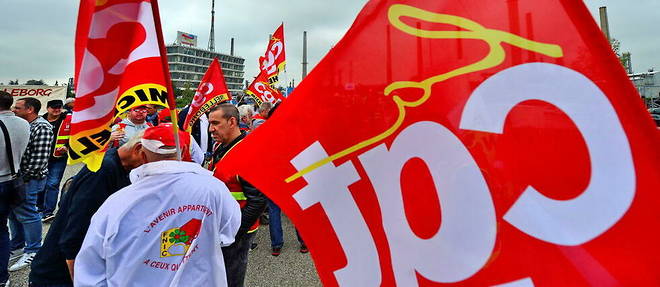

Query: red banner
183 58 231 131
259 23 286 87
70 0 171 171
246 71 284 106
220 1 660 286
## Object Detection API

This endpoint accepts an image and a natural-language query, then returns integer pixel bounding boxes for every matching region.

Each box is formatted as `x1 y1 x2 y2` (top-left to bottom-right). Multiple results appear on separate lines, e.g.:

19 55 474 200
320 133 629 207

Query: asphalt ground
8 163 321 286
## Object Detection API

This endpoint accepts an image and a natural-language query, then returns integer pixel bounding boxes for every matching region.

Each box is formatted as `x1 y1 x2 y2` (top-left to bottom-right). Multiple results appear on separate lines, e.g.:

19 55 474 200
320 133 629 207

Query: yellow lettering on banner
285 4 564 183
116 83 169 114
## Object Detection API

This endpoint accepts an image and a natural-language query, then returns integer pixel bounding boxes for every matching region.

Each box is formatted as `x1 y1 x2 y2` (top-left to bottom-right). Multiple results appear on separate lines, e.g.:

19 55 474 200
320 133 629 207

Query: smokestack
599 6 611 42
208 0 216 51
230 38 234 56
302 31 308 79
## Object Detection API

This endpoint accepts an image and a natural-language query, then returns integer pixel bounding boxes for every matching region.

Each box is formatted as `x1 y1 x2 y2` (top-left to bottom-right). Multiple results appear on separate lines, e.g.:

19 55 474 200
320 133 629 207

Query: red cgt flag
259 23 286 87
219 0 660 286
245 70 284 106
70 0 172 171
182 58 231 131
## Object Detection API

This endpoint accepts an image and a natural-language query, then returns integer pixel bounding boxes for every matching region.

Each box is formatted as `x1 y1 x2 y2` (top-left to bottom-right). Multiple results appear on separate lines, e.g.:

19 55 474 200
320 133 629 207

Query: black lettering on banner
247 91 263 106
69 148 81 160
149 88 168 103
268 75 278 86
135 89 150 102
91 129 111 146
189 96 226 126
78 137 100 155
117 96 136 110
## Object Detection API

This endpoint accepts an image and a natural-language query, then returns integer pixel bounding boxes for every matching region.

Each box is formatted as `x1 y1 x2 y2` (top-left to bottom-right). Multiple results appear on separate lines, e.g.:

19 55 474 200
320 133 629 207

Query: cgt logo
289 63 635 286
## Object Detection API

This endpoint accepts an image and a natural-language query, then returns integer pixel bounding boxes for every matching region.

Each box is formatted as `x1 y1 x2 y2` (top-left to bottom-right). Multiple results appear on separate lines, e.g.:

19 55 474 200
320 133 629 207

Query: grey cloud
1 1 657 87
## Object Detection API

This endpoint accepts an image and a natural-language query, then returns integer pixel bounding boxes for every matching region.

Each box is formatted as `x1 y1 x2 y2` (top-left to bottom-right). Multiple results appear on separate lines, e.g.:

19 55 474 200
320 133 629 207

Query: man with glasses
110 105 152 147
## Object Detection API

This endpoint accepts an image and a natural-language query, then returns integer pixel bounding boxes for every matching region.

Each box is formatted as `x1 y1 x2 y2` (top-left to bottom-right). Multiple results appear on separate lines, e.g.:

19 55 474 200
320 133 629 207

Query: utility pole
302 31 308 79
208 0 216 51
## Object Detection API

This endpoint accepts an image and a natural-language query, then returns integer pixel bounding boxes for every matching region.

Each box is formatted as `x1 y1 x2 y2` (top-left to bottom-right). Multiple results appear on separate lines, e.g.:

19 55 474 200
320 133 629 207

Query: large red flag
70 0 173 171
219 1 660 286
245 71 284 106
259 23 286 87
182 58 231 131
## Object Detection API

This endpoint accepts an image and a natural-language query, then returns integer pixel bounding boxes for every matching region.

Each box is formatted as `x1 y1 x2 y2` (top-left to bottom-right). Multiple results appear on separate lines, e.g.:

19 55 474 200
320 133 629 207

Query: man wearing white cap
75 125 241 287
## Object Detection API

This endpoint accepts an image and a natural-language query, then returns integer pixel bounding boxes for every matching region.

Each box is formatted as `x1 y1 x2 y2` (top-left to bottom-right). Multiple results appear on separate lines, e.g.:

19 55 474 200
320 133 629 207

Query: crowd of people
0 90 304 287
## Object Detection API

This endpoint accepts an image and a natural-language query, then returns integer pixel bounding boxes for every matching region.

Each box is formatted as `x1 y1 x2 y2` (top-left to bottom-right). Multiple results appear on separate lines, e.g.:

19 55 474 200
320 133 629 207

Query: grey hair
122 129 145 149
237 105 254 118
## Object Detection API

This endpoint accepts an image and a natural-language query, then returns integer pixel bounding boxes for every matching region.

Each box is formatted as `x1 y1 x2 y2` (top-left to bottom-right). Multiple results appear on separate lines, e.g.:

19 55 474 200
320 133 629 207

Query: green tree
174 83 196 108
610 39 632 73
25 79 46 85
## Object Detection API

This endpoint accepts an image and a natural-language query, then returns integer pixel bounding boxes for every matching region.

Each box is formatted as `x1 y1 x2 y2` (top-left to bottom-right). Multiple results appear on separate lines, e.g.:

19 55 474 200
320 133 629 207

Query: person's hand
110 130 125 142
55 146 68 153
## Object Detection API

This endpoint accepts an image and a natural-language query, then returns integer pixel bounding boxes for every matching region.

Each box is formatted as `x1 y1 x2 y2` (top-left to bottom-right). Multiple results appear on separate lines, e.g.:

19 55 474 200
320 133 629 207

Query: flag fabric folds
246 71 284 106
217 1 660 286
259 23 286 87
70 0 170 171
182 58 231 131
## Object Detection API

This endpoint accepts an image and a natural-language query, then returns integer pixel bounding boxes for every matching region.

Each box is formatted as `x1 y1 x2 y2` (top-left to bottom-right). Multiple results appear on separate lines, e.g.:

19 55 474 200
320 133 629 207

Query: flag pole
151 0 182 161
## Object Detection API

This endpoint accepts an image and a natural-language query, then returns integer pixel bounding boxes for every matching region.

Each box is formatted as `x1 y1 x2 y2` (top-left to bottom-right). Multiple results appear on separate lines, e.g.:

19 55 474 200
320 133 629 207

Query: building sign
177 31 197 47
0 85 67 109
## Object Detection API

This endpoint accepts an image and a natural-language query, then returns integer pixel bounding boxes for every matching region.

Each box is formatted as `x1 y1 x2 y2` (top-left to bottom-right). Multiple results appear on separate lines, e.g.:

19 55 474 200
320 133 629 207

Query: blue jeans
268 199 304 248
9 178 44 254
41 159 67 215
0 181 13 284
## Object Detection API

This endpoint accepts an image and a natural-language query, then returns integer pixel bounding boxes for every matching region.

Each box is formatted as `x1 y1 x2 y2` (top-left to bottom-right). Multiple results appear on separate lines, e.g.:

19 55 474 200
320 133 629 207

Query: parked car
651 113 660 126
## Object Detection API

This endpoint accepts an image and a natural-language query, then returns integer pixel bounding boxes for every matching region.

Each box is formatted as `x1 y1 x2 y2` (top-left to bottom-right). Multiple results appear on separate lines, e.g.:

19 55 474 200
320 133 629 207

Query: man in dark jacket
209 103 267 287
28 132 145 287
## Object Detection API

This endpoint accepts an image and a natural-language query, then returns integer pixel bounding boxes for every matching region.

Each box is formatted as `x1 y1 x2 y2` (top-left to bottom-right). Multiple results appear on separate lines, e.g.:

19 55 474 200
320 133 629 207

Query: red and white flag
259 23 286 87
245 70 284 106
70 0 172 171
219 1 660 286
182 58 231 131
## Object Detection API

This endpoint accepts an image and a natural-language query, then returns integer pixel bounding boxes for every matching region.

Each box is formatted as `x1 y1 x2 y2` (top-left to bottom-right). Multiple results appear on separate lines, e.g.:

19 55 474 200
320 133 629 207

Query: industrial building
166 43 245 95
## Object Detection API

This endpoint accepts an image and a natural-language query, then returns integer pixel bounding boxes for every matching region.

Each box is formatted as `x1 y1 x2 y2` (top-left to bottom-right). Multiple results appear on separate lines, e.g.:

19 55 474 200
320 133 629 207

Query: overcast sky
0 0 657 86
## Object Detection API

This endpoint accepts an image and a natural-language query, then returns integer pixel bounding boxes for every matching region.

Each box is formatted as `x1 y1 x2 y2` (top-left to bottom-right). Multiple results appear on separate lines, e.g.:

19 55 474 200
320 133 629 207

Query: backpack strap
0 120 17 176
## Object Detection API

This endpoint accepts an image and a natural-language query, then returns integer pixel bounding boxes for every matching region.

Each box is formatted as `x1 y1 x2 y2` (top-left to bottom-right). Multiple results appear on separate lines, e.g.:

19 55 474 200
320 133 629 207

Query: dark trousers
221 232 255 287
0 181 13 284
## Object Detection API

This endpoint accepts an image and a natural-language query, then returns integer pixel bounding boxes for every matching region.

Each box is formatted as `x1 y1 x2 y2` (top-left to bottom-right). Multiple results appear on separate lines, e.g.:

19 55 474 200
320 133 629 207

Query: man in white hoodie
75 125 241 286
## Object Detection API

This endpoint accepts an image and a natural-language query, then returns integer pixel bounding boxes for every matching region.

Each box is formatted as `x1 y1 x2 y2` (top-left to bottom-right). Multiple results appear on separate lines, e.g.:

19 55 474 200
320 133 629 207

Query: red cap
158 108 172 123
141 124 190 155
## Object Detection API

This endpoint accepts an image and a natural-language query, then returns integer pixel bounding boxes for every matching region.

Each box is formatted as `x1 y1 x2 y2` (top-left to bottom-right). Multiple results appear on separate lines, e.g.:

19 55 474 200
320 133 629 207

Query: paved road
8 163 321 286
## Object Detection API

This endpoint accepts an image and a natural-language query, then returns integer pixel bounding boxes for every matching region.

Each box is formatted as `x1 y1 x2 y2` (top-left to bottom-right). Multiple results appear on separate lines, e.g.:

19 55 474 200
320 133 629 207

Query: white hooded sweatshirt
75 160 240 287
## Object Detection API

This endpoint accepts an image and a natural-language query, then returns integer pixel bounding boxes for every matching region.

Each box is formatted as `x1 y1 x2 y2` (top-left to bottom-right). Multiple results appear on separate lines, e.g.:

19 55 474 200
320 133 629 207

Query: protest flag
70 0 180 170
182 58 231 131
259 23 286 87
245 70 284 106
217 1 660 286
